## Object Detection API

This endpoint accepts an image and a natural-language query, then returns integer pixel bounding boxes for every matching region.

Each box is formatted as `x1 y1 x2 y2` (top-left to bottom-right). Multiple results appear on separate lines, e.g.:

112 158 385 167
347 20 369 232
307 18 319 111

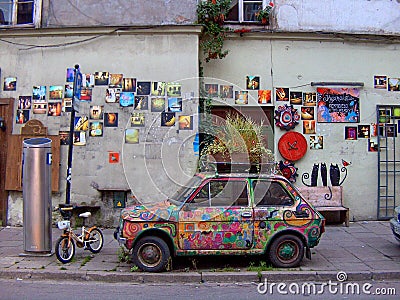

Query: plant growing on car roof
197 0 232 62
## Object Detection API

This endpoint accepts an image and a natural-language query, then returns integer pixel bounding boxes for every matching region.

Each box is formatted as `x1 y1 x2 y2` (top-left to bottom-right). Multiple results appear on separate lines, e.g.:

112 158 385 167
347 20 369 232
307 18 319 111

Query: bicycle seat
79 212 91 218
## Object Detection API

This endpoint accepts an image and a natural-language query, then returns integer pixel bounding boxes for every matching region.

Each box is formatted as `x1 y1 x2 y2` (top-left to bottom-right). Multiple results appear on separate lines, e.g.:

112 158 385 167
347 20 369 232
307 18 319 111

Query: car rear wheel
268 234 304 268
132 236 170 272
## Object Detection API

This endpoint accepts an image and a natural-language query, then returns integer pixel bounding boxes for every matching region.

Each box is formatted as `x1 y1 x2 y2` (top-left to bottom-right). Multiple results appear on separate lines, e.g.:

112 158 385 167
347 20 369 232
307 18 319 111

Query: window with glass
226 0 267 22
0 0 39 26
253 180 293 206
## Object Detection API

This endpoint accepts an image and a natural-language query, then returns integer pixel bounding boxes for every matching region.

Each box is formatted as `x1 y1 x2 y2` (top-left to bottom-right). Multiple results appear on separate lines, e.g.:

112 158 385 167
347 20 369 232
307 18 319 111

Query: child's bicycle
55 204 104 263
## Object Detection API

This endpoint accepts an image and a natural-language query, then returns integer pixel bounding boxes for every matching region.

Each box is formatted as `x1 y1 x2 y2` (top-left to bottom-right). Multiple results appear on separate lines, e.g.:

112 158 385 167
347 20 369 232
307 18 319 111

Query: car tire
132 236 170 272
268 234 304 268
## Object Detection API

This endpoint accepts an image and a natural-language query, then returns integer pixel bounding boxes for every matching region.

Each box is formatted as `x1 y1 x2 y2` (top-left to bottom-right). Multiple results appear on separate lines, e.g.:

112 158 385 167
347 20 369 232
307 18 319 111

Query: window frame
0 0 42 28
252 179 294 207
227 0 269 23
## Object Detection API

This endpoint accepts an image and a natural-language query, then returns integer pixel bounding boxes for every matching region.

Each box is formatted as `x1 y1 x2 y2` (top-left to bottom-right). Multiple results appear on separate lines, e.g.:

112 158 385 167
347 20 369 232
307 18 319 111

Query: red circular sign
278 131 307 161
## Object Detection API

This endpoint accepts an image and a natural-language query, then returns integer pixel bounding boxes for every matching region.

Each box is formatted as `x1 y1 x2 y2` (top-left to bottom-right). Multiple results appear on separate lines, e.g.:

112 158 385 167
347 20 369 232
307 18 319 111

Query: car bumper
389 218 400 243
113 227 127 245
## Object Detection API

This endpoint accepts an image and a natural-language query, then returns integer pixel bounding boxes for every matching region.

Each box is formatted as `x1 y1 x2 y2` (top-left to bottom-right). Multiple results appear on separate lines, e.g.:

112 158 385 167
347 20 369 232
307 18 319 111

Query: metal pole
65 64 80 204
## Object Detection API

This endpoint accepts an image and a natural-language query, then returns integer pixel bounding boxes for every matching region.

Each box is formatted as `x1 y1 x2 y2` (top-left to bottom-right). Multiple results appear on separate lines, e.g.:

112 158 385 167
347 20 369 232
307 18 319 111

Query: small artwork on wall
205 84 218 97
385 124 397 137
134 96 148 110
290 91 303 105
303 120 316 134
125 128 139 144
357 125 370 138
378 108 391 123
104 113 118 127
220 85 233 99
80 87 92 101
303 92 316 106
89 121 103 137
49 85 63 100
90 105 104 120
73 131 86 146
109 74 123 88
168 97 182 112
109 151 120 163
309 135 323 150
48 102 62 116
374 75 387 89
345 126 357 140
368 138 378 152
65 84 73 98
94 72 109 86
83 74 95 88
235 91 248 105
62 98 72 112
33 86 47 100
3 77 16 91
151 97 165 112
15 109 29 124
246 76 260 90
258 90 271 104
18 96 32 110
66 68 75 83
167 82 182 97
301 107 314 120
106 88 118 103
179 115 193 130
151 82 166 96
59 131 70 145
137 81 151 95
32 102 47 114
119 92 135 107
74 115 89 131
131 112 145 127
161 112 176 127
275 87 289 101
388 78 400 91
123 78 137 92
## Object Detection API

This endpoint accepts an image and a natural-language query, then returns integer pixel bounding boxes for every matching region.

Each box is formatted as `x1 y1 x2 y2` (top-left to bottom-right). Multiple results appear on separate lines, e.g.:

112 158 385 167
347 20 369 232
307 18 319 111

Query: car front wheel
132 236 170 272
268 234 304 268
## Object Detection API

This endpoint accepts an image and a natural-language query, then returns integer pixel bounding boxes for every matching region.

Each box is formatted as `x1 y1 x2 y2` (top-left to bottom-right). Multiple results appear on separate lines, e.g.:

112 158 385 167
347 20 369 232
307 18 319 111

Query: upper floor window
226 0 268 22
0 0 41 27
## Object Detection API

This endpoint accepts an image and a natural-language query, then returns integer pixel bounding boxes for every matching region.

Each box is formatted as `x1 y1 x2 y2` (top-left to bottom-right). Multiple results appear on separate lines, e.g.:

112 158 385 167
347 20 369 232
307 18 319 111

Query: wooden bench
298 186 349 227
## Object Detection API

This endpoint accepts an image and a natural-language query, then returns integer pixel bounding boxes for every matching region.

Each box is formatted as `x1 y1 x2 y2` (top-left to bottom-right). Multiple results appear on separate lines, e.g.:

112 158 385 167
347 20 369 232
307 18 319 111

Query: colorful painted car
114 173 325 272
390 206 400 243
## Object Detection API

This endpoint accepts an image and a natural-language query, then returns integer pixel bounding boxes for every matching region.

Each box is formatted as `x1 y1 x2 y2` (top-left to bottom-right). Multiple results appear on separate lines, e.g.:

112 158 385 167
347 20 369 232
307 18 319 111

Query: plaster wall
202 35 400 221
1 31 200 226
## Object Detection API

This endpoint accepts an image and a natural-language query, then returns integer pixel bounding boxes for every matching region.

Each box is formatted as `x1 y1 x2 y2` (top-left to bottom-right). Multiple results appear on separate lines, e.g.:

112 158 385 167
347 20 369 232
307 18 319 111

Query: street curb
1 269 400 283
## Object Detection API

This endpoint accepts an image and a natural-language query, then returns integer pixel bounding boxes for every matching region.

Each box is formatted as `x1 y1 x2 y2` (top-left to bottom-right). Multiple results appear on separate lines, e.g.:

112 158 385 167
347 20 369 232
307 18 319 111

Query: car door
178 178 254 250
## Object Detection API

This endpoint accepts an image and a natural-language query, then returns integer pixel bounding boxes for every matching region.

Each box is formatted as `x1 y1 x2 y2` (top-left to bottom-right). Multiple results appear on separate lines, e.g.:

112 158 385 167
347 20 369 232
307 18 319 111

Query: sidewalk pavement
0 221 399 284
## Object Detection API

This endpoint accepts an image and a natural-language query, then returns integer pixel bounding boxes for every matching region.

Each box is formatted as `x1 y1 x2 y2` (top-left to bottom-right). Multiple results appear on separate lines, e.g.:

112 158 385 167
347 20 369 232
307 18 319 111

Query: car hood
121 200 179 222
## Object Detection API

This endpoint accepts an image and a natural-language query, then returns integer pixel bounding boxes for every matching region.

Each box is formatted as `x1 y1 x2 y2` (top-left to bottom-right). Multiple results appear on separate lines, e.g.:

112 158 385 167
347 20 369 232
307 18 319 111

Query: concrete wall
1 28 200 226
202 33 400 221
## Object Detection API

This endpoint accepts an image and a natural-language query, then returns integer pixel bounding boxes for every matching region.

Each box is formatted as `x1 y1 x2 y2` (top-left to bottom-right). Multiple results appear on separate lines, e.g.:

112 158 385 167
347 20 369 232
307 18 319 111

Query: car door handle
241 212 252 218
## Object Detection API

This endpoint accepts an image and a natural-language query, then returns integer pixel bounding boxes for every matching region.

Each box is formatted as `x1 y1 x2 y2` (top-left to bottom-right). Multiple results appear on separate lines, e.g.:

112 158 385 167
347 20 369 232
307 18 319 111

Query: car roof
196 172 288 181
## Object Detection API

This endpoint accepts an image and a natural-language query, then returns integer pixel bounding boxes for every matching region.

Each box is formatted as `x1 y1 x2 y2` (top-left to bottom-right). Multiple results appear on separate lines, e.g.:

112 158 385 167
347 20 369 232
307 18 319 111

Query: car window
190 179 248 207
253 180 293 206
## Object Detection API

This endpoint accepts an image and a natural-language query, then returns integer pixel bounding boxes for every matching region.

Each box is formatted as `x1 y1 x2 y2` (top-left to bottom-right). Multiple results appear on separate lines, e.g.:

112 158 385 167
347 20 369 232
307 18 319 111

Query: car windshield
168 175 203 205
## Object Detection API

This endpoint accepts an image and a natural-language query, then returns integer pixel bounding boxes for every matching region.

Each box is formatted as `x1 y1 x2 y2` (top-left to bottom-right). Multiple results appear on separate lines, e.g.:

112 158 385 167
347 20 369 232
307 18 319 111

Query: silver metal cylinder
22 138 52 253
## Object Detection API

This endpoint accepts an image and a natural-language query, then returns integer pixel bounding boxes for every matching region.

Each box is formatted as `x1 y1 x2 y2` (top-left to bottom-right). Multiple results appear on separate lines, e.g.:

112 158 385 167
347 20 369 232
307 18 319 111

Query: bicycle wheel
87 228 104 253
55 236 75 264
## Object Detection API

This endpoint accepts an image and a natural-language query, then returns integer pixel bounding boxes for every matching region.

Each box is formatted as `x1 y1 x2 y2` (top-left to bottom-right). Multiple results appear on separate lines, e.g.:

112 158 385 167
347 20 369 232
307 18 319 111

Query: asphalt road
0 278 399 300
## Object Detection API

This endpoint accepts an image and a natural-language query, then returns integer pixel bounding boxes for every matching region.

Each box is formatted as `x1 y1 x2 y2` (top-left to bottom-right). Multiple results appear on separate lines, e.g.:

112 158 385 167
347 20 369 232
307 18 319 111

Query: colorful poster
258 90 271 104
317 88 360 123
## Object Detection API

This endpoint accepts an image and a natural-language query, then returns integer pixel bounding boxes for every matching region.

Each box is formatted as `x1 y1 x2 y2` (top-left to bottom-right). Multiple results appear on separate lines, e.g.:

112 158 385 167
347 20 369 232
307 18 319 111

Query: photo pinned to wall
32 102 47 114
368 137 378 152
179 115 193 130
73 131 86 146
3 77 16 91
131 112 145 127
89 105 104 120
62 98 72 112
106 88 121 103
357 125 370 138
119 92 135 107
220 85 233 99
303 92 316 106
66 68 75 82
392 107 400 118
378 108 391 123
123 78 136 92
83 74 95 88
378 124 385 137
385 124 397 137
134 96 148 110
388 78 400 91
290 91 303 105
104 113 118 127
301 107 314 120
151 97 165 112
374 75 387 89
109 74 123 88
344 126 357 140
151 82 166 96
65 84 73 98
109 151 120 164
89 121 103 137
48 102 62 116
161 112 176 127
303 120 316 134
137 81 151 95
94 72 109 86
168 97 182 112
370 123 378 137
205 84 218 97
125 128 139 144
310 135 323 150
235 91 248 105
258 90 271 104
275 87 289 101
246 76 260 90
18 96 32 109
49 85 63 100
80 87 92 101
59 131 70 145
74 115 89 131
33 86 47 100
15 109 29 124
167 82 182 97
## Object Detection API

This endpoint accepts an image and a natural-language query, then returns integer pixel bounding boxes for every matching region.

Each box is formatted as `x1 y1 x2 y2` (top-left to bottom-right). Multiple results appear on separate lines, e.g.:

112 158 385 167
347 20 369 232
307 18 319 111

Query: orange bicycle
55 204 104 263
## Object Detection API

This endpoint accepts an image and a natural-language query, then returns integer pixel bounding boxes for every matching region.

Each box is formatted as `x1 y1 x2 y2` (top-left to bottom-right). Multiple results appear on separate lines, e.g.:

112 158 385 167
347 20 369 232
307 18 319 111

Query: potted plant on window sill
255 2 274 25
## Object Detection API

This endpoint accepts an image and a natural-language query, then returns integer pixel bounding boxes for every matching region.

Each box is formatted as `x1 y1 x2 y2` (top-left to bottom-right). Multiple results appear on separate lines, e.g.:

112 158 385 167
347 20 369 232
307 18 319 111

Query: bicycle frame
60 223 98 248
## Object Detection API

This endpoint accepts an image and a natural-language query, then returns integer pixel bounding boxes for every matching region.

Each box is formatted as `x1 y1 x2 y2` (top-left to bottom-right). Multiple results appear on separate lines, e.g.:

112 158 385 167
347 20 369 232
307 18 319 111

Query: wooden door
0 98 14 226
